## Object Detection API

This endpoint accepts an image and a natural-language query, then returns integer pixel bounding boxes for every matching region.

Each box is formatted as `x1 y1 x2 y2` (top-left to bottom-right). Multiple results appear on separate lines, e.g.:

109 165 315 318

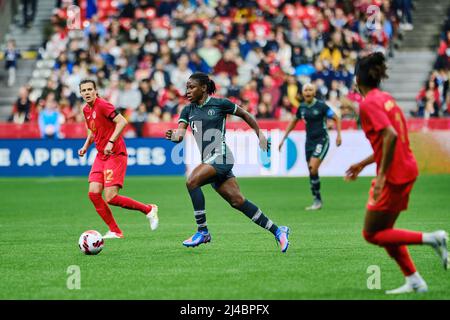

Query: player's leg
363 209 428 294
182 163 218 247
88 182 123 236
305 136 329 210
213 177 290 253
306 156 323 210
103 154 158 230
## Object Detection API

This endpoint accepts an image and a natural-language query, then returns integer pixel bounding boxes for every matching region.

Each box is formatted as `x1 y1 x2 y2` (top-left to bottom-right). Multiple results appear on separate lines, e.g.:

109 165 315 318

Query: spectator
21 0 37 28
171 54 192 95
38 96 63 139
188 52 212 74
198 38 222 68
256 92 274 119
9 86 32 124
412 77 441 118
117 78 142 115
4 39 21 87
130 103 149 137
261 75 281 112
213 50 238 77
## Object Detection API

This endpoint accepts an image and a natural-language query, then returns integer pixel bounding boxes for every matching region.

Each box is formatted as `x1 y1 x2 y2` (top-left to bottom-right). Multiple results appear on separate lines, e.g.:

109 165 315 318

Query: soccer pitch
1 175 449 300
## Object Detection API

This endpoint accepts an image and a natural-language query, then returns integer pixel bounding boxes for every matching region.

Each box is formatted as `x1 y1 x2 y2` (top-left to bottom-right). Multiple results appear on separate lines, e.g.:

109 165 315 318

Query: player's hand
372 174 386 202
345 163 364 181
104 141 114 155
78 147 87 157
336 135 342 147
165 129 174 140
259 134 270 152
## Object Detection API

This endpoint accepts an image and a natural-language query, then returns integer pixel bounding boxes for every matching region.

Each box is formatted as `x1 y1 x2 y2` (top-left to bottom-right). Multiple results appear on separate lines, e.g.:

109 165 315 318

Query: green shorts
305 136 330 162
203 162 235 189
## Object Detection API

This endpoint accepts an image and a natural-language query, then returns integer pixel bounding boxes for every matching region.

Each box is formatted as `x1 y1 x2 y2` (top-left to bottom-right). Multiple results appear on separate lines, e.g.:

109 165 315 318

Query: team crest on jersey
313 110 319 115
207 109 215 116
93 111 97 119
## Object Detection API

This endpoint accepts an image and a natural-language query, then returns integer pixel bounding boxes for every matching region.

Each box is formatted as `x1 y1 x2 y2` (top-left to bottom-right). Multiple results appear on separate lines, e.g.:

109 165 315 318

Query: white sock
422 232 437 246
406 272 424 285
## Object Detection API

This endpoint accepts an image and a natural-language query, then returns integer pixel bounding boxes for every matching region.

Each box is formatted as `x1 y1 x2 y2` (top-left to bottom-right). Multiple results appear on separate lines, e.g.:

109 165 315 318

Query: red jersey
359 88 418 185
83 97 127 160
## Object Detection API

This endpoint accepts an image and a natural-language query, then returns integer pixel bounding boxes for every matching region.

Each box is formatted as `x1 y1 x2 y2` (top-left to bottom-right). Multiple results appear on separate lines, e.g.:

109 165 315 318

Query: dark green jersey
296 99 334 140
178 96 238 164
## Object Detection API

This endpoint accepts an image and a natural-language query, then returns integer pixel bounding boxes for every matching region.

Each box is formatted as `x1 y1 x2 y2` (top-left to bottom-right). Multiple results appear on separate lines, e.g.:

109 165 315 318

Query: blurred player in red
78 79 159 239
345 52 448 294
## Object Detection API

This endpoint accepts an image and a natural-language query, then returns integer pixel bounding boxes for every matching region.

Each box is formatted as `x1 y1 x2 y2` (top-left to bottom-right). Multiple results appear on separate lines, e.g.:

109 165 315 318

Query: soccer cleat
146 204 159 231
385 281 428 295
103 230 124 239
430 230 448 270
305 200 322 211
182 231 211 248
275 226 290 253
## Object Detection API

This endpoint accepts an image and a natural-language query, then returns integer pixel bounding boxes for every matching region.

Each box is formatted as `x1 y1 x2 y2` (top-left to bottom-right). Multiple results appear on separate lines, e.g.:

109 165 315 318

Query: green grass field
1 175 449 300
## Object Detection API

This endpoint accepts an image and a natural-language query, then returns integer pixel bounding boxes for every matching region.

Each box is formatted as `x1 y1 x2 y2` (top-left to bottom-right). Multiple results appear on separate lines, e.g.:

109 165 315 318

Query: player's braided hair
189 72 216 95
355 52 388 89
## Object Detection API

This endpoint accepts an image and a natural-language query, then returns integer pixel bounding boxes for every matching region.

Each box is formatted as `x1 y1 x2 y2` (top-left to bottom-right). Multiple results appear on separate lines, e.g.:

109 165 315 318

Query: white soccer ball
78 230 104 255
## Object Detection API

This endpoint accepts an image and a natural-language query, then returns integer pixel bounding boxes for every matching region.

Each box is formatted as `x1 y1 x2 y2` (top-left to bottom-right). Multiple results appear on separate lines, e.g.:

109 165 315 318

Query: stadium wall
1 129 449 177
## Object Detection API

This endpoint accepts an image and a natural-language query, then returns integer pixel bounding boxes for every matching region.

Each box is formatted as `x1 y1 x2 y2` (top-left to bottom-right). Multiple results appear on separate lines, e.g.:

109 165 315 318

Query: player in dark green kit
279 83 342 210
166 72 290 252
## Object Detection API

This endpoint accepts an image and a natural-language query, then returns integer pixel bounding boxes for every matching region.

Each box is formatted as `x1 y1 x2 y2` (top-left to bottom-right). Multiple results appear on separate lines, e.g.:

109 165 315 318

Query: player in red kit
345 53 448 294
78 79 159 239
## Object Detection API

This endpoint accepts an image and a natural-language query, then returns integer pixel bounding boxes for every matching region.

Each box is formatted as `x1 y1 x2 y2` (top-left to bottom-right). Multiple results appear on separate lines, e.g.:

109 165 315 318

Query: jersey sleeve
360 100 390 132
222 99 238 115
178 106 190 124
295 106 302 120
99 100 119 120
324 103 335 118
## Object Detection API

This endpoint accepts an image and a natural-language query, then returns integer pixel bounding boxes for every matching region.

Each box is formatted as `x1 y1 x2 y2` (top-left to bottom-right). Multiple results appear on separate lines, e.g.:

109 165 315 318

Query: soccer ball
78 230 104 255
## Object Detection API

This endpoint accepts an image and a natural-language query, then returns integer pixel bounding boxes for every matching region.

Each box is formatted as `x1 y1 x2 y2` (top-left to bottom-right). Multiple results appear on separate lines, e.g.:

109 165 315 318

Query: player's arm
372 126 397 199
234 106 270 152
278 118 299 151
166 122 188 143
78 129 94 157
104 113 128 155
332 113 342 146
345 154 374 181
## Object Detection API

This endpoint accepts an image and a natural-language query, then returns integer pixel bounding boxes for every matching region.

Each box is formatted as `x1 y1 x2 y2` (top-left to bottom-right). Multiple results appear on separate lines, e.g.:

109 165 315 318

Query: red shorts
89 154 127 188
366 178 415 213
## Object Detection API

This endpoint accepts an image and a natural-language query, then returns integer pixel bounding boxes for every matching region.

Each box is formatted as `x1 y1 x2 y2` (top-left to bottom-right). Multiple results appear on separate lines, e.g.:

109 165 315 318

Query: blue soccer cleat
182 230 211 247
275 226 290 253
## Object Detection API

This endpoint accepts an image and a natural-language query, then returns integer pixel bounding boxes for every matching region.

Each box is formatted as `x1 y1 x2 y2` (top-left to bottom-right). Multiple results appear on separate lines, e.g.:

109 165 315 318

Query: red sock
107 195 150 214
88 192 121 233
363 229 423 246
384 245 417 276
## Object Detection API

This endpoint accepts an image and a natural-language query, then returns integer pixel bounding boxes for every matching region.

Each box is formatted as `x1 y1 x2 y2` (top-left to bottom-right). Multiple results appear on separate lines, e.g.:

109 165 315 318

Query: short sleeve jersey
296 99 334 140
359 88 418 184
178 96 238 164
83 97 127 160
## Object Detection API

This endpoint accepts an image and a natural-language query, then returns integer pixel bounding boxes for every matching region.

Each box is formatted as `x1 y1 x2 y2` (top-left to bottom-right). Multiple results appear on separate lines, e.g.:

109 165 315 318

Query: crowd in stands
411 7 450 118
7 0 417 137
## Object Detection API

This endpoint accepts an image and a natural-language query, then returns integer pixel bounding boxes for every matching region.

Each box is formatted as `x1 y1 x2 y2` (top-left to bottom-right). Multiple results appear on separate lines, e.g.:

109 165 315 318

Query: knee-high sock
188 187 207 232
363 229 423 246
236 199 278 235
385 245 417 276
310 174 321 201
88 192 121 233
107 195 151 214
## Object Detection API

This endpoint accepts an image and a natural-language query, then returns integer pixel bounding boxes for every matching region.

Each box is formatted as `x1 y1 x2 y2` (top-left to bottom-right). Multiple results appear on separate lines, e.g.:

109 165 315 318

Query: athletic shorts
366 178 416 213
305 135 330 162
204 163 235 189
89 154 127 188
